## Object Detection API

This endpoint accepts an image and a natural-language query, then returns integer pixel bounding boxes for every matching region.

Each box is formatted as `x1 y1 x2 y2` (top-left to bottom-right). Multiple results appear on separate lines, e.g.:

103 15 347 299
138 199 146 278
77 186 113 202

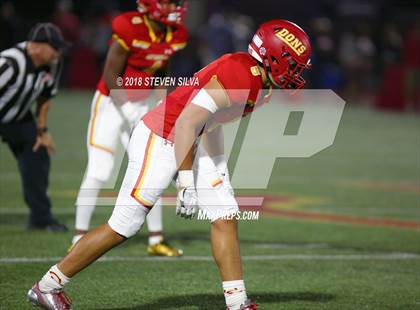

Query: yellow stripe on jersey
171 42 187 51
166 26 173 43
112 34 130 51
132 39 151 49
143 15 158 43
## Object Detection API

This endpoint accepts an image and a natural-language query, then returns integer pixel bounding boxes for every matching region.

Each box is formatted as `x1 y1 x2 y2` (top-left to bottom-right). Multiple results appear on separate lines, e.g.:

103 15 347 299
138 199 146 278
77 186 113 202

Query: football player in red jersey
28 20 311 310
71 0 188 257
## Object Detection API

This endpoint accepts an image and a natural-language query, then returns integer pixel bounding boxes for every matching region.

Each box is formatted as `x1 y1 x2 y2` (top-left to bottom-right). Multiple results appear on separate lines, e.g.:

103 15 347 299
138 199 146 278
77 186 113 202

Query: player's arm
33 97 55 155
35 96 50 131
175 78 229 184
103 41 129 105
174 78 229 218
154 65 170 101
202 125 228 173
202 126 234 195
201 125 224 157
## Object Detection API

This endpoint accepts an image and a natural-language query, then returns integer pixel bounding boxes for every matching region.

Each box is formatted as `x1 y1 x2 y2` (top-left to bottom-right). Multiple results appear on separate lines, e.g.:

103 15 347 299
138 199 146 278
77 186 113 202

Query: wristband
37 127 48 136
178 170 194 188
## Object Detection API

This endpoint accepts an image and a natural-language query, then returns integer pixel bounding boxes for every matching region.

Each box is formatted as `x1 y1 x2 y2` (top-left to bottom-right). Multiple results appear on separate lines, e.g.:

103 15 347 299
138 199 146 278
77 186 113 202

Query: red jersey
143 52 271 142
97 12 188 96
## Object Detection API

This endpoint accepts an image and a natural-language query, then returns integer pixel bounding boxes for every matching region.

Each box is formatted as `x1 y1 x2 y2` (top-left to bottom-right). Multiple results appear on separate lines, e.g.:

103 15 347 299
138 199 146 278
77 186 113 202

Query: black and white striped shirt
0 42 62 124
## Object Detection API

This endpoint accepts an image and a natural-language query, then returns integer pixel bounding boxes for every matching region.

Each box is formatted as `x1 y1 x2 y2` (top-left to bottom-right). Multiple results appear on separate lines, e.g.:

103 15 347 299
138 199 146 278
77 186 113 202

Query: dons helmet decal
275 28 307 56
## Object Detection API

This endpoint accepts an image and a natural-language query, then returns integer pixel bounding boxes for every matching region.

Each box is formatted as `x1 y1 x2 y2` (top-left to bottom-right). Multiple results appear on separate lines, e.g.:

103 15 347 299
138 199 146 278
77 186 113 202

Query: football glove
176 186 198 219
176 170 198 219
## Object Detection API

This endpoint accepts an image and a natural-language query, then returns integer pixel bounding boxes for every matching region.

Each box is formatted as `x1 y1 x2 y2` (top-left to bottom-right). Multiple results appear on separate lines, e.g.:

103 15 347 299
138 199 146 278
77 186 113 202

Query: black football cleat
28 219 68 232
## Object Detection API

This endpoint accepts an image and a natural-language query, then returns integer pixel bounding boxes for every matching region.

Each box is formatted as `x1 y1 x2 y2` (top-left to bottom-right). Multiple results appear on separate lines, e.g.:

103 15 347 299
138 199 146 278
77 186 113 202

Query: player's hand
176 186 198 219
33 132 56 156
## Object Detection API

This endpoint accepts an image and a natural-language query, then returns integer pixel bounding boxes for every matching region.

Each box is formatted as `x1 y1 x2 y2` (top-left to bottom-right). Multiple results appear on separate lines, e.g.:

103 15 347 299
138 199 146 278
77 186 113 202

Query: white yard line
254 243 330 249
0 253 419 264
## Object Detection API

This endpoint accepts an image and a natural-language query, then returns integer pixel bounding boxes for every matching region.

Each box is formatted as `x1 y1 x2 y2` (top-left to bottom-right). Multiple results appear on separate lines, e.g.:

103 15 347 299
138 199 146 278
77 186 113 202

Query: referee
0 23 68 231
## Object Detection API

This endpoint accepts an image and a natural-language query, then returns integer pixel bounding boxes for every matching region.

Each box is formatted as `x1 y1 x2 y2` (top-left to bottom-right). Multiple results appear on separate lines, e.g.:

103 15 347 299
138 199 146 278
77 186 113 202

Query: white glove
176 170 198 219
176 186 198 219
213 155 234 196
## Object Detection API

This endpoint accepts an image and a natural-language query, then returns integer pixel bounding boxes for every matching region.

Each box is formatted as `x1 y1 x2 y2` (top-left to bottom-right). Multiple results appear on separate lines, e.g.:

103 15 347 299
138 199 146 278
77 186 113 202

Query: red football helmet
248 20 312 89
137 0 187 26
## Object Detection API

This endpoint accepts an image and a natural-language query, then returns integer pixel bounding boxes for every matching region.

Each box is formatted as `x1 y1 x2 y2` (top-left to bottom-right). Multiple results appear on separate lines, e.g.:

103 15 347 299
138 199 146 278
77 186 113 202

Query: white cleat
27 282 72 310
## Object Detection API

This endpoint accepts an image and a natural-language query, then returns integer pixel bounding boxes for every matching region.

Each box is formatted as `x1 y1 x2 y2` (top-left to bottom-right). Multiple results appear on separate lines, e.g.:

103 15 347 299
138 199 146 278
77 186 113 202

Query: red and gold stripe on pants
130 132 156 208
89 93 114 154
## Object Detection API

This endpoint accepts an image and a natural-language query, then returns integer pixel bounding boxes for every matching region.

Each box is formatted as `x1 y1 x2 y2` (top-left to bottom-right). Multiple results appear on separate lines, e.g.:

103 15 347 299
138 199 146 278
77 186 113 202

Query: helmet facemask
137 0 187 26
264 51 310 89
166 0 186 24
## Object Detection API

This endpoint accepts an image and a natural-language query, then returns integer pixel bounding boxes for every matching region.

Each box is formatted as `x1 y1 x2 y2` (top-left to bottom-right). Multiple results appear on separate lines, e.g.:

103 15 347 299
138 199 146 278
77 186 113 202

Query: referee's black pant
0 113 53 226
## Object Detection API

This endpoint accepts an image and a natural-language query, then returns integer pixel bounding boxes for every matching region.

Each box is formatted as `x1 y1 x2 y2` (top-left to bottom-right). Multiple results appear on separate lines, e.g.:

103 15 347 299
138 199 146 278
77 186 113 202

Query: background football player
71 0 188 256
28 20 311 310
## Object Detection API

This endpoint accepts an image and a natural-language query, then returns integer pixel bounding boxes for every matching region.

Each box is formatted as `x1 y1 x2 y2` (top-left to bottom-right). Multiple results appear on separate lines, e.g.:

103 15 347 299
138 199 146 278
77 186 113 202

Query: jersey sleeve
40 60 63 100
0 56 18 90
170 25 189 51
215 56 254 105
111 14 133 51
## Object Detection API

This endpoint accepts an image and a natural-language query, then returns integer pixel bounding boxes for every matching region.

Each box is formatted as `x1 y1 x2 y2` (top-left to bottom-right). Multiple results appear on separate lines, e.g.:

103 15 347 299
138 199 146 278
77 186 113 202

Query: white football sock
148 234 163 245
146 198 163 244
39 265 71 293
75 177 104 231
223 280 247 310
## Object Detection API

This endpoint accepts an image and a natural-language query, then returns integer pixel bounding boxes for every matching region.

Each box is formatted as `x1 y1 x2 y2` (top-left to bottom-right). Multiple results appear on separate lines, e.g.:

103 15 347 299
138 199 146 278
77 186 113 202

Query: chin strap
263 58 282 88
267 72 281 88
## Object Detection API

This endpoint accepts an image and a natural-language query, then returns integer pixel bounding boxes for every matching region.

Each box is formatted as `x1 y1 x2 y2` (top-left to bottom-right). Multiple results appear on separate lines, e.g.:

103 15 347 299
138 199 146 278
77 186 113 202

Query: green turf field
0 90 419 309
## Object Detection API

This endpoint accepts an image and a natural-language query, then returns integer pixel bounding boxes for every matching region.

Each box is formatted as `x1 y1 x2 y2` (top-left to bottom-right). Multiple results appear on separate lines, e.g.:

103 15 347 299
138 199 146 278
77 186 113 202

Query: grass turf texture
0 90 419 309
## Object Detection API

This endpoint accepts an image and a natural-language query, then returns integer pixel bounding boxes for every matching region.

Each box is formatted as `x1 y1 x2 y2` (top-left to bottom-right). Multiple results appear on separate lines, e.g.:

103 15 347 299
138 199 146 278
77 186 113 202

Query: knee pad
86 148 115 182
108 203 148 238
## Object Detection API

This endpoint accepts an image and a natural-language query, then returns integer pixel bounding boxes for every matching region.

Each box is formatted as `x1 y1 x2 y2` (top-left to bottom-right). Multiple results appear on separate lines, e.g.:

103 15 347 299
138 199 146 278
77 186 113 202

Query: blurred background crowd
1 0 419 111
